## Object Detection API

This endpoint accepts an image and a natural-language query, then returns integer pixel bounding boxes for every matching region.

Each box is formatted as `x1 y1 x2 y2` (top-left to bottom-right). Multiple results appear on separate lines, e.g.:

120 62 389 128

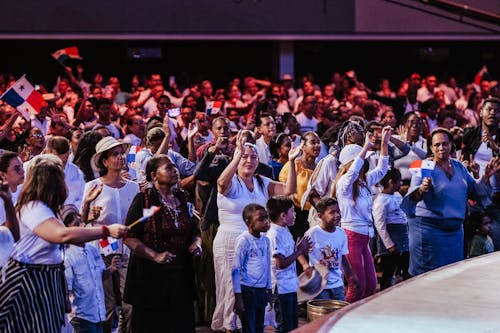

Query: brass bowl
306 299 350 322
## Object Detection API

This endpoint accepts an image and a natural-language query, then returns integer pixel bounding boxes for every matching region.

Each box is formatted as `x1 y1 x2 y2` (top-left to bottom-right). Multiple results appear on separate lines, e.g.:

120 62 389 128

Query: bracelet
101 225 110 240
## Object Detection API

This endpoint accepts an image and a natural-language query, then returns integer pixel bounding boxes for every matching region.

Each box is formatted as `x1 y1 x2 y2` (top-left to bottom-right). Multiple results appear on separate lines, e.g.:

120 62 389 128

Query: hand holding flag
128 206 161 229
409 159 436 179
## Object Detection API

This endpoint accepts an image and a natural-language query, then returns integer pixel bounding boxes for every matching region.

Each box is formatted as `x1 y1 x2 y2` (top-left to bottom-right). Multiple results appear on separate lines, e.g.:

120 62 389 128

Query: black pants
379 251 410 290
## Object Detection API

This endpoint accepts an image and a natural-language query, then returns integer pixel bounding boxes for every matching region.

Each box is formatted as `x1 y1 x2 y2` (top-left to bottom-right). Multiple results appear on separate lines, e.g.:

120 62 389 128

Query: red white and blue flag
51 47 82 64
126 145 142 180
409 159 436 178
0 75 45 120
99 237 119 256
206 101 222 115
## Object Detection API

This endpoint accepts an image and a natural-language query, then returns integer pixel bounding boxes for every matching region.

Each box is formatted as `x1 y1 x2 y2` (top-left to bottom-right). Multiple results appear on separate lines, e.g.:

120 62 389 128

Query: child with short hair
232 203 272 333
468 210 494 258
373 168 410 290
266 196 311 333
62 184 121 333
304 197 356 301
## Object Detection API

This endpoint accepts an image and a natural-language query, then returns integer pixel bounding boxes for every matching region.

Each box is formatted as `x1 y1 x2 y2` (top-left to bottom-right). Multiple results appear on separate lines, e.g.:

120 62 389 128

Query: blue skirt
408 217 464 276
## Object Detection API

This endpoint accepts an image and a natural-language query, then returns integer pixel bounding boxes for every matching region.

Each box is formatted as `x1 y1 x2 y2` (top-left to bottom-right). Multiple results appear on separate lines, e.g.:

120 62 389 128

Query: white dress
211 175 271 331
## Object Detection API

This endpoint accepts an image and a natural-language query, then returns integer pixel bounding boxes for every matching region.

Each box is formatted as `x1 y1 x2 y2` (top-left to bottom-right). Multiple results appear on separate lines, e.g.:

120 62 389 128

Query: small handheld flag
99 237 119 256
126 145 142 180
51 47 82 64
0 75 45 120
128 206 162 229
206 101 222 116
409 159 436 178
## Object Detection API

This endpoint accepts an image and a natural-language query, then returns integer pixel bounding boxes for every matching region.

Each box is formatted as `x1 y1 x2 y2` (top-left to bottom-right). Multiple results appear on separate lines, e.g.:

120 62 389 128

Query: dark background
0 40 497 92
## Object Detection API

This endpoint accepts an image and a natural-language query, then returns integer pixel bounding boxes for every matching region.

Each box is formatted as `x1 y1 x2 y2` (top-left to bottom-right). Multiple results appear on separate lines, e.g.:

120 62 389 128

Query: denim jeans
274 292 298 333
70 317 104 333
241 285 268 333
344 229 377 303
315 286 345 301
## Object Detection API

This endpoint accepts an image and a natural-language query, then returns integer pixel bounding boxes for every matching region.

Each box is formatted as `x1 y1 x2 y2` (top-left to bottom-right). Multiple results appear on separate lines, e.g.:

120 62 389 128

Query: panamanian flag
206 101 222 115
0 75 45 120
51 47 82 64
126 145 142 180
409 159 436 178
99 237 120 256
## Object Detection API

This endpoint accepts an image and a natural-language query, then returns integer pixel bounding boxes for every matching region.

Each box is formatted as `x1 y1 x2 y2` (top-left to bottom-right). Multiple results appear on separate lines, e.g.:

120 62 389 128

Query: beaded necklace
159 195 180 228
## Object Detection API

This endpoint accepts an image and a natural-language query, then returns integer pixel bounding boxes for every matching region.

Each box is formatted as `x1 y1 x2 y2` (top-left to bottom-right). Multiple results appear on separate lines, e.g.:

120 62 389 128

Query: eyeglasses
31 132 44 138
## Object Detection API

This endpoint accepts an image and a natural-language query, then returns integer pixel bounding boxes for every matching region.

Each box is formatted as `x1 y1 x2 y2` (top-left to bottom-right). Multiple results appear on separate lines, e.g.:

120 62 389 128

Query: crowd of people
0 64 499 333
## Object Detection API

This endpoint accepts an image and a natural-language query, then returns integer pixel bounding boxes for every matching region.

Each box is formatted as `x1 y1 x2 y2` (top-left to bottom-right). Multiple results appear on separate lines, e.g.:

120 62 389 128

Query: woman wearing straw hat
0 154 128 333
84 136 140 333
123 154 201 333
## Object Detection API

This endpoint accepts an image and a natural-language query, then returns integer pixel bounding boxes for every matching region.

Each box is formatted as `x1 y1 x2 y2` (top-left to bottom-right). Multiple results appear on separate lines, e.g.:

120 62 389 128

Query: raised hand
468 156 480 178
381 125 393 144
396 124 407 141
364 132 375 150
18 144 31 163
484 156 500 179
84 183 103 205
235 130 247 152
187 119 200 140
288 141 304 161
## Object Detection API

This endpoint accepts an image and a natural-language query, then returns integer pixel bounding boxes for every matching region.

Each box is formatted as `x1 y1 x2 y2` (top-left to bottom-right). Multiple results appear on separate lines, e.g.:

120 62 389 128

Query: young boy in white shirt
304 197 357 301
62 204 121 333
266 196 311 333
232 203 272 333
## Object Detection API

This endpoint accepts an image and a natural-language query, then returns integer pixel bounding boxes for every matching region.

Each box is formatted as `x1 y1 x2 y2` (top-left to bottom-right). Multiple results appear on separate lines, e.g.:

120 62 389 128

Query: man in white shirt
44 136 85 208
255 113 276 165
295 95 319 134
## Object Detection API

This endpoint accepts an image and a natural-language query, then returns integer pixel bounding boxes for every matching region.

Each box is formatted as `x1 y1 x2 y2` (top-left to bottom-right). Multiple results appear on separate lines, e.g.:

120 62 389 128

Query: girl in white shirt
332 126 391 303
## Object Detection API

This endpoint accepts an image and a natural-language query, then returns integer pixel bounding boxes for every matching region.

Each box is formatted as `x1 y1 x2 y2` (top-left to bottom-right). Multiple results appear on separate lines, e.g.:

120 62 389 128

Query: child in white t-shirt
232 203 272 333
305 198 357 301
266 196 311 333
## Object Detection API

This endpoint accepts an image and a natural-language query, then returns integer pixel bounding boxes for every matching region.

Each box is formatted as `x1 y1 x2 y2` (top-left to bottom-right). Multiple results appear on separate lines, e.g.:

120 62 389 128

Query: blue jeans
70 317 104 333
241 285 268 333
315 286 345 301
274 292 298 333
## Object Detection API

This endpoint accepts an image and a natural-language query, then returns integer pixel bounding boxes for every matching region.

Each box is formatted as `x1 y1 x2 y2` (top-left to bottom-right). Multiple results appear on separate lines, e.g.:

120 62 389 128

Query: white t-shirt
83 179 139 255
0 186 21 226
11 201 63 264
217 175 271 234
295 112 319 134
256 136 271 165
305 225 348 289
64 162 86 208
232 231 272 293
267 224 298 294
123 133 142 147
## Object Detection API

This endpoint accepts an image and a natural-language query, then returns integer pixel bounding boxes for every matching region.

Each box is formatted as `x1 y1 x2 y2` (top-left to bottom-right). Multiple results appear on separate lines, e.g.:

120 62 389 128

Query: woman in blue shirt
402 128 500 276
